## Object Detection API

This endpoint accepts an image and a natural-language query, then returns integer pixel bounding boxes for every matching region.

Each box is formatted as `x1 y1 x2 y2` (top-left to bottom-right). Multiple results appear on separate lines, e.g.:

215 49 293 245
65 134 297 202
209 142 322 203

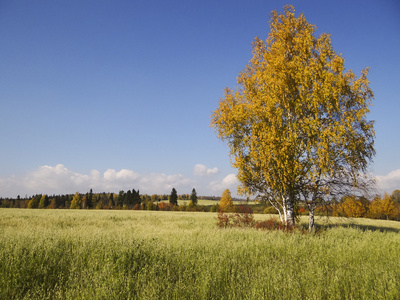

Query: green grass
1 209 400 299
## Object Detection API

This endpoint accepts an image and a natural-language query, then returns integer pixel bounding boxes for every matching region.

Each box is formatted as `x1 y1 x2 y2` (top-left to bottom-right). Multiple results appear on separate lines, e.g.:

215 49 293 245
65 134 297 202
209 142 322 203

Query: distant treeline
2 189 400 222
0 188 234 211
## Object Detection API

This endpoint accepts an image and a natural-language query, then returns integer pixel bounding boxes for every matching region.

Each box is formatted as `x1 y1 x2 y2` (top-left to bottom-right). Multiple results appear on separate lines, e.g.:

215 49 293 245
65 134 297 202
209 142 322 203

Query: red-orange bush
158 202 171 211
217 205 255 228
217 205 296 232
254 218 287 231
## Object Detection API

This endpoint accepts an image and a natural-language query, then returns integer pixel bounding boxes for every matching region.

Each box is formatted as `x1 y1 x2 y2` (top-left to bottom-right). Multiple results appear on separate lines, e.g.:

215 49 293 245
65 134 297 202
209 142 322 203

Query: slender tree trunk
269 199 284 224
285 196 295 227
308 203 315 232
282 196 288 225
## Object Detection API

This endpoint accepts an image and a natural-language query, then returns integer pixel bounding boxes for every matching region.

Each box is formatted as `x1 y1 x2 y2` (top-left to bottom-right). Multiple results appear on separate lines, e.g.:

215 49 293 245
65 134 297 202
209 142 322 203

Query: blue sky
0 0 399 198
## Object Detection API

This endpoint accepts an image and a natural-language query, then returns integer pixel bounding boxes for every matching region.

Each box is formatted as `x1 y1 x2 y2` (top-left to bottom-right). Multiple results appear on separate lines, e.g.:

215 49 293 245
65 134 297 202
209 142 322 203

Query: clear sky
0 0 399 198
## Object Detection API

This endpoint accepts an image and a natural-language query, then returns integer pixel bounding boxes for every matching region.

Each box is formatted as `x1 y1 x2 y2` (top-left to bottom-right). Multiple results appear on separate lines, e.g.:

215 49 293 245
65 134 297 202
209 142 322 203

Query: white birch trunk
285 196 295 227
282 196 288 225
308 203 315 232
268 199 284 223
282 195 295 227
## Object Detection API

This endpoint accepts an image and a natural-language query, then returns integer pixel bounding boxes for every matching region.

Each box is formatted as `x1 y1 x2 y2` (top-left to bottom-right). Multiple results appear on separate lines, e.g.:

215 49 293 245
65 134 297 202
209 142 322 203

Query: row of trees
0 188 200 210
218 188 400 222
330 192 400 221
2 187 400 222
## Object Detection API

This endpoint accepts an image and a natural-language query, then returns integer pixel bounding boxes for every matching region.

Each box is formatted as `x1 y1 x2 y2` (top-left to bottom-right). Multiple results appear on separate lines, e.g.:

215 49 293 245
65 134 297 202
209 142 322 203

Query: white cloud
15 164 400 200
0 164 243 198
138 173 194 194
193 164 219 177
209 173 239 195
24 164 92 193
0 164 196 197
104 168 139 182
375 169 400 193
0 175 19 195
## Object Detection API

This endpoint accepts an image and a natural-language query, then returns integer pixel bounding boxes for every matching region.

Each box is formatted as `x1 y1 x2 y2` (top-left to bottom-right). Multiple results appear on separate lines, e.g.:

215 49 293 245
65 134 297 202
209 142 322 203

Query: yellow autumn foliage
219 189 233 210
211 5 374 223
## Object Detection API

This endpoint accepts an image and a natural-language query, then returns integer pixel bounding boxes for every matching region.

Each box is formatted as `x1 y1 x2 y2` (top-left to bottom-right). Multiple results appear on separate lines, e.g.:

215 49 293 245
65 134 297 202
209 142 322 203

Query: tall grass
1 209 400 299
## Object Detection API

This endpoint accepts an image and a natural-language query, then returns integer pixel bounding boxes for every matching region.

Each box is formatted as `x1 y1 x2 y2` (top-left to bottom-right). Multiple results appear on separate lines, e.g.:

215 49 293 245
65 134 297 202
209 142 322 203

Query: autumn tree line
327 191 400 221
216 189 400 222
0 188 226 212
2 187 400 221
259 190 400 222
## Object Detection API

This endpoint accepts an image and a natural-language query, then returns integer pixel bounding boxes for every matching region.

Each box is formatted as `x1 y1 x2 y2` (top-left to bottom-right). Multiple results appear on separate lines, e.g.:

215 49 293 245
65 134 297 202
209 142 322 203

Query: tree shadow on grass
314 221 400 233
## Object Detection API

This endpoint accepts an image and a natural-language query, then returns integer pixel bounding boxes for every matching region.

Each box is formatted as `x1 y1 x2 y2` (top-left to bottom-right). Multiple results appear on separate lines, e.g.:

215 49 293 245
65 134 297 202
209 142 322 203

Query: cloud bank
193 164 219 177
0 164 400 198
209 174 239 192
375 169 400 194
7 164 396 199
0 164 238 198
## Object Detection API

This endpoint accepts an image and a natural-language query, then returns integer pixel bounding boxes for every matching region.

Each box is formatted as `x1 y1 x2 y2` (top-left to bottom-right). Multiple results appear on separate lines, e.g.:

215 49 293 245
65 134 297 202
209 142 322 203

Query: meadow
1 208 400 299
162 199 250 206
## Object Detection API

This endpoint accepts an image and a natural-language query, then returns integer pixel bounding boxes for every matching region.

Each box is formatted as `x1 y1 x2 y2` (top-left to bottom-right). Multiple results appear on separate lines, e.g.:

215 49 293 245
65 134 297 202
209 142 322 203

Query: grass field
162 199 250 206
1 209 400 299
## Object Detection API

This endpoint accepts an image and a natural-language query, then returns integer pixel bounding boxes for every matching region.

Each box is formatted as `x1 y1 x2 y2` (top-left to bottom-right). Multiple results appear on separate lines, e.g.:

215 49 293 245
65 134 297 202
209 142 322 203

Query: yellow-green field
162 199 251 206
1 209 400 299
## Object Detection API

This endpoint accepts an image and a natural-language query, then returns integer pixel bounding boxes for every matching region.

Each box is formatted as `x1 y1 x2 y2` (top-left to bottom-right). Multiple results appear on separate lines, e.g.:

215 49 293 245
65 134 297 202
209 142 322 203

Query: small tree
341 196 369 218
27 195 41 209
369 193 398 220
147 201 155 210
190 188 198 206
132 189 141 206
70 192 81 209
169 188 178 206
219 189 233 210
86 188 93 209
38 195 49 209
116 190 125 208
391 190 400 204
108 193 115 208
48 198 57 209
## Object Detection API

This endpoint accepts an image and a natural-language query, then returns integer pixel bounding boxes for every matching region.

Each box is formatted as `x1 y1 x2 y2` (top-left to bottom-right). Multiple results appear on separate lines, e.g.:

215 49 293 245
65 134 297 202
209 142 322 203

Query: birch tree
211 5 374 228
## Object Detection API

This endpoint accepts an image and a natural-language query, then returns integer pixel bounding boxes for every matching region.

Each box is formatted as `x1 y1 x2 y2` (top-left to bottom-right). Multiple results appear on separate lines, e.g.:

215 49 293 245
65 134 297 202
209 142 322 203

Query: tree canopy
211 5 375 227
219 189 233 210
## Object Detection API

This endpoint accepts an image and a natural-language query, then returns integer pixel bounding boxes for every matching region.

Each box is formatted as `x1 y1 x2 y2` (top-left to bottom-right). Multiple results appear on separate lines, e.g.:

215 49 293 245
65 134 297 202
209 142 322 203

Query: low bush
254 218 286 231
217 205 255 228
218 205 300 232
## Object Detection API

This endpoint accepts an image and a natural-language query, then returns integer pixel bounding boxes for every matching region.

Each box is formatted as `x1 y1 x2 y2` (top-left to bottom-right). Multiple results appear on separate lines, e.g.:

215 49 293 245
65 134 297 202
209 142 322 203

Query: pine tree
86 188 93 209
169 188 178 206
190 188 198 206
